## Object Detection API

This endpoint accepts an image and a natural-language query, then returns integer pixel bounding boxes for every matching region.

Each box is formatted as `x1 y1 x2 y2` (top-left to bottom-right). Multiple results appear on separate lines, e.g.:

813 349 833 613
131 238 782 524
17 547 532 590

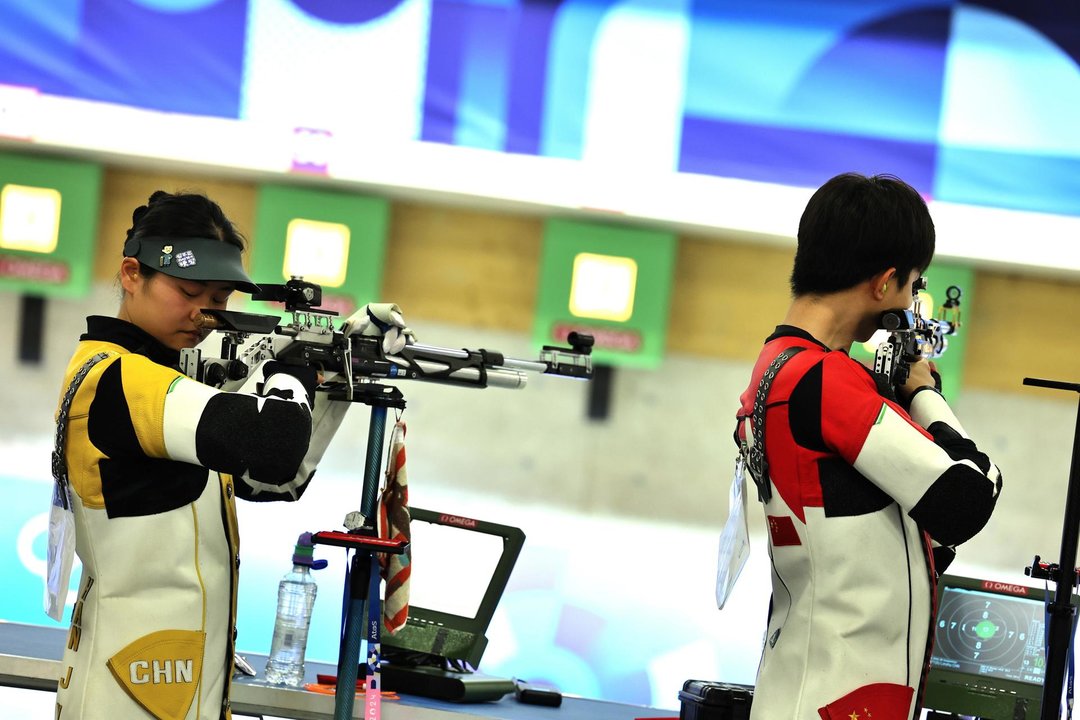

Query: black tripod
1023 377 1080 720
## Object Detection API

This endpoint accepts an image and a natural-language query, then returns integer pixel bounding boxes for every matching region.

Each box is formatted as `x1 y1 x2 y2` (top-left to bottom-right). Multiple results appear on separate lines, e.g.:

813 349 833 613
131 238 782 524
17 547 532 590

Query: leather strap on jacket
746 347 805 503
52 352 109 509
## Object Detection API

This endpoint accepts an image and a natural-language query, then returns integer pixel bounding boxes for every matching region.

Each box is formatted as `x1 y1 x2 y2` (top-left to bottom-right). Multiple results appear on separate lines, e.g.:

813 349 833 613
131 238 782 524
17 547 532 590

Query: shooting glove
342 303 416 355
262 360 319 406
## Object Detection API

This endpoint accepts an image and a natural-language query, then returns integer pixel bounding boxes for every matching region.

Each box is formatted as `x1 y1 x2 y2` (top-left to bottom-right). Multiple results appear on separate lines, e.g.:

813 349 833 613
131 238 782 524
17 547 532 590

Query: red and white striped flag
378 420 411 634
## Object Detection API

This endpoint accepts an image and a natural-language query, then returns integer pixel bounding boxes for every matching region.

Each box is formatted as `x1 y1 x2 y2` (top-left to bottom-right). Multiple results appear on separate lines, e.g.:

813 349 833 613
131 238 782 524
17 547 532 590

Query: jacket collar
764 324 833 352
82 316 181 368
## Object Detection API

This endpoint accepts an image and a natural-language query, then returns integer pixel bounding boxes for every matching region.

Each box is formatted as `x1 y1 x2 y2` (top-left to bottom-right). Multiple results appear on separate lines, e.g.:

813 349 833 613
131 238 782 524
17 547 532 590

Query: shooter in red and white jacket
734 173 1002 720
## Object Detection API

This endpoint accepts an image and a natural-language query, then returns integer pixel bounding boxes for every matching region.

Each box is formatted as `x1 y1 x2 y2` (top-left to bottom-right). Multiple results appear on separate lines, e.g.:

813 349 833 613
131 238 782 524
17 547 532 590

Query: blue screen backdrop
2 0 1080 216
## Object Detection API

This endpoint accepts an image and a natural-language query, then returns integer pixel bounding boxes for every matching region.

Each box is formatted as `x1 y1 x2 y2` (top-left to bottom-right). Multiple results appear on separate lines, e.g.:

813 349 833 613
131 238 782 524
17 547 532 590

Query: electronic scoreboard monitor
922 574 1060 719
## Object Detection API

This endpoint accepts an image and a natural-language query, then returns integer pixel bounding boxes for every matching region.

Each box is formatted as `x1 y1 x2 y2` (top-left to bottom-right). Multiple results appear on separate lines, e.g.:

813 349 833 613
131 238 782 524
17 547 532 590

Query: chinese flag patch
767 515 801 546
817 682 915 720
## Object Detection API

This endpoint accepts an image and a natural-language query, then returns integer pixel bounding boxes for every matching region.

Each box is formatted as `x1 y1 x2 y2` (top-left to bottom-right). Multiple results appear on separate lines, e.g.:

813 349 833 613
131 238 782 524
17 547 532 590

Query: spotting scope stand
1023 377 1080 720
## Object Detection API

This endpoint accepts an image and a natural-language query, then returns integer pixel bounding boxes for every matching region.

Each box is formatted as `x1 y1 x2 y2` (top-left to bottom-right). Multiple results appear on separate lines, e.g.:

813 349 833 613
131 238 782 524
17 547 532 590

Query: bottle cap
293 532 328 570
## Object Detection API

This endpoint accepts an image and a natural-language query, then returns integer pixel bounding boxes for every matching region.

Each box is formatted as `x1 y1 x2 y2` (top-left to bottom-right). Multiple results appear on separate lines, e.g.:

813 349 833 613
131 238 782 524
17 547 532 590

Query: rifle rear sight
251 278 332 314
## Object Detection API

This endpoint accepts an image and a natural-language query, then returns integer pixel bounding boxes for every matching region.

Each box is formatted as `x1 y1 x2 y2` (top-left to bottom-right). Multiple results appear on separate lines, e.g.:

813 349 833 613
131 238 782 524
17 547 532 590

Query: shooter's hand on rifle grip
898 358 940 407
341 303 416 355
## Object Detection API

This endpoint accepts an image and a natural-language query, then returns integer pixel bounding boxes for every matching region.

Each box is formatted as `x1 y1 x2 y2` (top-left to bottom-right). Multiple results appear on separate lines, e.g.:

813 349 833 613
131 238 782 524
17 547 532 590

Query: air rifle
874 277 962 388
178 278 594 394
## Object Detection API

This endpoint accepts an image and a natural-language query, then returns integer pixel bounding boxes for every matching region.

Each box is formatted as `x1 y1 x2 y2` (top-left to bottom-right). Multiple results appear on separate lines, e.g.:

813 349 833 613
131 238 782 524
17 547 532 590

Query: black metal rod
361 406 388 520
335 552 370 720
587 364 613 421
18 295 45 364
1032 379 1080 720
1025 377 1080 393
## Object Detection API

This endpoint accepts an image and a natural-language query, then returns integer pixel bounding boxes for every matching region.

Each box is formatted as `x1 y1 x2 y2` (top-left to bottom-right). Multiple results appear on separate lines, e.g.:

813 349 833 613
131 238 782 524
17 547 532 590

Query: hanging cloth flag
378 420 411 634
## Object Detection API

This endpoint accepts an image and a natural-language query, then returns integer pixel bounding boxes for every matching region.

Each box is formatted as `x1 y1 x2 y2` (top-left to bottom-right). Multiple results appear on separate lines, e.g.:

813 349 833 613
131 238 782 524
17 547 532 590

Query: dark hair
125 190 246 278
790 173 935 296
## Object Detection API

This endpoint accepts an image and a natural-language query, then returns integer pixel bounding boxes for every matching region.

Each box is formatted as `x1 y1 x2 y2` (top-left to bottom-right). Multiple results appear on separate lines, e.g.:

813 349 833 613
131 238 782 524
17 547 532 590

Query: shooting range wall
70 164 1080 393
0 160 1075 709
2 161 1076 515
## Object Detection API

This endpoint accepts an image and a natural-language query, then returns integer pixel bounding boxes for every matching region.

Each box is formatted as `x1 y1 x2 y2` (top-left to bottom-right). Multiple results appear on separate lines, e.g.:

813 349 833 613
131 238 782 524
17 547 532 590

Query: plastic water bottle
264 532 326 686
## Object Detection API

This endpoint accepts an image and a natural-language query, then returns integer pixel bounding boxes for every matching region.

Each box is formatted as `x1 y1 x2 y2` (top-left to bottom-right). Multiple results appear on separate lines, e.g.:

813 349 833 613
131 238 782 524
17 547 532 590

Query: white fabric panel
161 377 218 465
61 477 230 719
260 372 311 409
908 389 969 439
852 404 981 513
751 500 927 720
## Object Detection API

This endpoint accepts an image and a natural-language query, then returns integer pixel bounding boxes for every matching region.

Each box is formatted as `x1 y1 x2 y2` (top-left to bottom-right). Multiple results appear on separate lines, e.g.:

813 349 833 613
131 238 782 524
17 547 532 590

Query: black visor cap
123 236 259 294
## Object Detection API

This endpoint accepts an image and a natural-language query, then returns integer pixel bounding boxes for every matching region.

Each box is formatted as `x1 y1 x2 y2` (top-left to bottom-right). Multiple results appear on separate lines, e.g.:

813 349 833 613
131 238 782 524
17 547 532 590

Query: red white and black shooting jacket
735 327 1002 720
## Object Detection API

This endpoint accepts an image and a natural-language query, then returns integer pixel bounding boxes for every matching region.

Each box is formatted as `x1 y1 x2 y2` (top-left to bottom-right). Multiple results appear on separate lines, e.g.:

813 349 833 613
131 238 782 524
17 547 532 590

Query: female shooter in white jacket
53 191 347 720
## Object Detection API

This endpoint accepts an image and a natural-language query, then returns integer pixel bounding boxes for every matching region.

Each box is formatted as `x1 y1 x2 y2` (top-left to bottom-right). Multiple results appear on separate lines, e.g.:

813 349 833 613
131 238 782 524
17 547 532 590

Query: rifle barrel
410 358 528 389
409 343 548 374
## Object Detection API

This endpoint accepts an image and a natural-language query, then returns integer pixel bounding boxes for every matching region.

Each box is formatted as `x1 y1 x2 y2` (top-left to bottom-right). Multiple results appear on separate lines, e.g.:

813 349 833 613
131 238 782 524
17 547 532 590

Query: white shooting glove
342 303 416 355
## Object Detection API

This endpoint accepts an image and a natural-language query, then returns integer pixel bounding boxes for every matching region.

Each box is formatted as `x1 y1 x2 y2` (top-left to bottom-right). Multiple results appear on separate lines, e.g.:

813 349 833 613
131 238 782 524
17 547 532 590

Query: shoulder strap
51 352 110 510
746 346 805 503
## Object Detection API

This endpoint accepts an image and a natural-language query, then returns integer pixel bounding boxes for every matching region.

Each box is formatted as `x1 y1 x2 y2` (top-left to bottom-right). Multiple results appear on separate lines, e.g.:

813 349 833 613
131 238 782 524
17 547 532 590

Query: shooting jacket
735 327 1002 720
54 316 346 720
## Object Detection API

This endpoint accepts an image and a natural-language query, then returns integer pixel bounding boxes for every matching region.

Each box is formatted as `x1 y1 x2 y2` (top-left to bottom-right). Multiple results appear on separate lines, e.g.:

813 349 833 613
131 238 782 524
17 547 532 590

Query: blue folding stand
311 383 409 720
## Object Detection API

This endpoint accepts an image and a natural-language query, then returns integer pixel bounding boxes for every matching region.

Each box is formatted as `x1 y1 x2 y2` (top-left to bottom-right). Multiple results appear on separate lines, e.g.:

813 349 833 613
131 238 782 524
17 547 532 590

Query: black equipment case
678 680 754 720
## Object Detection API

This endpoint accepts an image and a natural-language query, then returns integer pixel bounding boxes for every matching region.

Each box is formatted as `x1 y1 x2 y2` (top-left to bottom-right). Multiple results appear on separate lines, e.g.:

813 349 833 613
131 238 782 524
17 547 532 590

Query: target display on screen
930 586 1046 686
